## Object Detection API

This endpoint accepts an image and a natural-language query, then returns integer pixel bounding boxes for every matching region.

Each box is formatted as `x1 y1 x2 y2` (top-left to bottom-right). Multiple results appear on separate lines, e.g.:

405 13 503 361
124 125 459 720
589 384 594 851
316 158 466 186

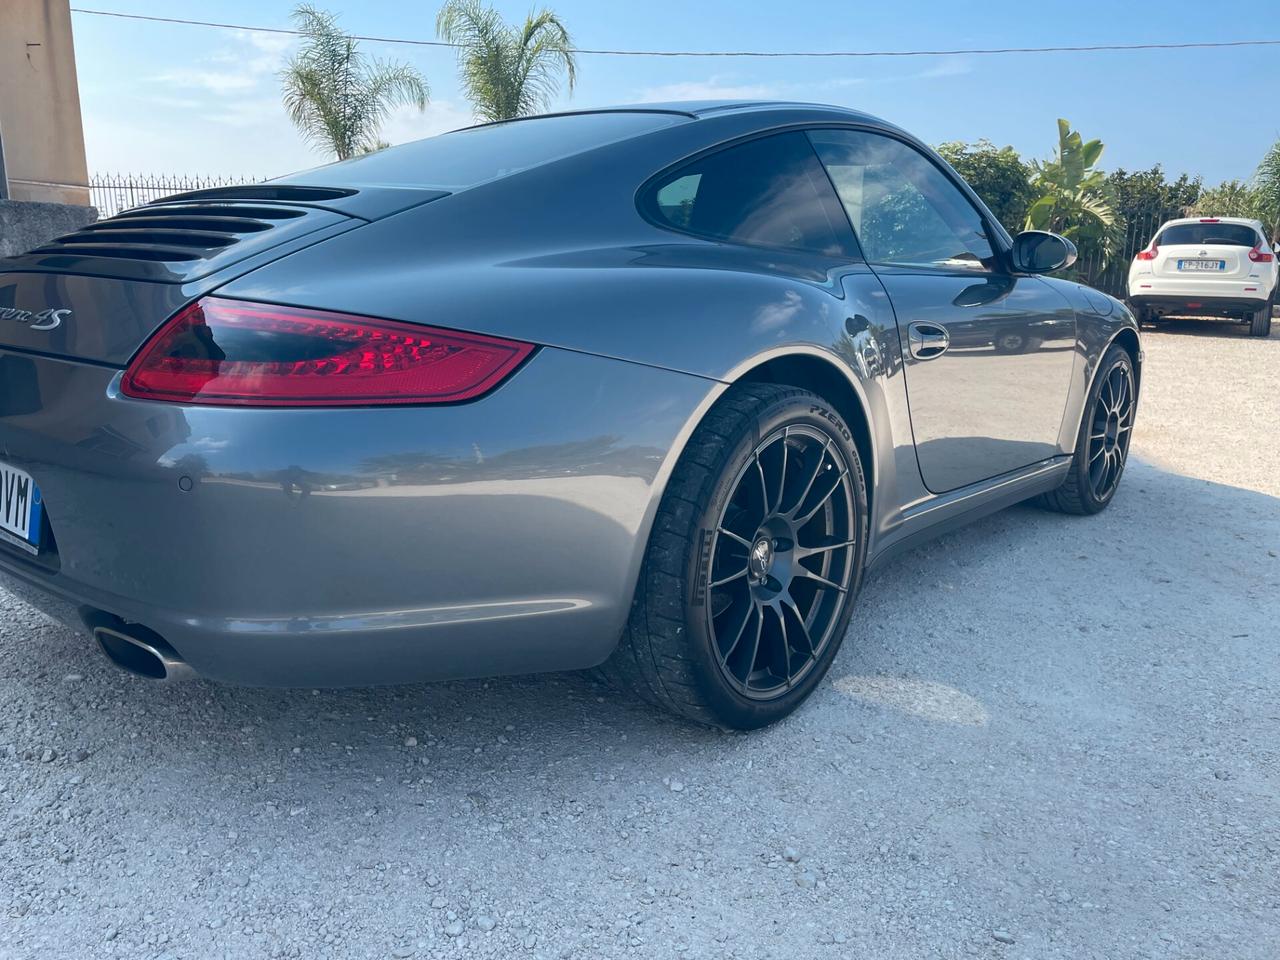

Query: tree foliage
1254 138 1280 242
1184 179 1261 220
1025 120 1120 275
1105 166 1200 226
281 4 429 160
936 139 1035 235
436 0 577 122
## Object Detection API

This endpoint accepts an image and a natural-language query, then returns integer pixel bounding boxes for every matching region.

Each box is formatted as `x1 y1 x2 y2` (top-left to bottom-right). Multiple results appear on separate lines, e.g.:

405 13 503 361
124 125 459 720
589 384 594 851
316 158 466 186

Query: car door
809 129 1076 494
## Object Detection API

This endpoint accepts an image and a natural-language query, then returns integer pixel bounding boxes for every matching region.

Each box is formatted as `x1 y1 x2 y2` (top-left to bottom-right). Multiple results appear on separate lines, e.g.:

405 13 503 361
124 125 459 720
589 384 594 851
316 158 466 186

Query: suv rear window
292 111 687 190
1156 223 1259 247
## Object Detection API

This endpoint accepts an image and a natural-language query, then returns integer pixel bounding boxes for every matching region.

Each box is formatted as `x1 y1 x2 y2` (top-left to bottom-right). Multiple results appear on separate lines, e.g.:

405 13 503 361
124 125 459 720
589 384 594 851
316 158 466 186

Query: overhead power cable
69 8 1280 59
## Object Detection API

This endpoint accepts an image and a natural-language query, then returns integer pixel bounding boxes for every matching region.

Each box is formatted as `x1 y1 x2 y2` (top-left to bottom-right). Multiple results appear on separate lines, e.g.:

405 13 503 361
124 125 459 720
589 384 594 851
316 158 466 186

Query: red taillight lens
1135 246 1158 261
1248 245 1274 263
1199 218 1220 223
121 297 535 407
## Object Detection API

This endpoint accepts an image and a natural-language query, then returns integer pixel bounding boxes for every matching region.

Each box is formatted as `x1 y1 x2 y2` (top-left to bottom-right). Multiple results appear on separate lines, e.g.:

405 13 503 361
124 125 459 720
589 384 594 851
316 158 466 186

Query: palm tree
1254 138 1280 243
282 4 429 160
1025 120 1119 270
436 0 576 122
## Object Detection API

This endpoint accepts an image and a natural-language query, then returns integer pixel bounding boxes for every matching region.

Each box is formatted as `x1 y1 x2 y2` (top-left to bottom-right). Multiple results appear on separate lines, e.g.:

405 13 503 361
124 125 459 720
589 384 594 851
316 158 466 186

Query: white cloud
206 97 287 129
911 57 972 80
378 100 476 146
636 76 779 103
153 29 292 95
152 68 261 94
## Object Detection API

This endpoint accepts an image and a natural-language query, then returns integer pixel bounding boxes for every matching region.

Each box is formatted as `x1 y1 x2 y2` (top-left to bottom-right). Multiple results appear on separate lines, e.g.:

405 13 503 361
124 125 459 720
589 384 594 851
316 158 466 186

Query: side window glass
645 132 855 257
808 130 996 270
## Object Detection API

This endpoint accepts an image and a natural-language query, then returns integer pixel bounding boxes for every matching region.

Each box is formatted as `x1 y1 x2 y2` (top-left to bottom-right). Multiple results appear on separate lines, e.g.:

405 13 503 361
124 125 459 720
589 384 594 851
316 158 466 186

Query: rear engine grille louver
20 185 358 282
32 203 309 264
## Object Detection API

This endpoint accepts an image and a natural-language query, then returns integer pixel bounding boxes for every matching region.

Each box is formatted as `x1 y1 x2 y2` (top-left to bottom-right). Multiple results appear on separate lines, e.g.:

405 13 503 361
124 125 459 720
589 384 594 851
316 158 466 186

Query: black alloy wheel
600 384 868 729
706 425 857 699
1038 344 1137 515
1084 356 1136 502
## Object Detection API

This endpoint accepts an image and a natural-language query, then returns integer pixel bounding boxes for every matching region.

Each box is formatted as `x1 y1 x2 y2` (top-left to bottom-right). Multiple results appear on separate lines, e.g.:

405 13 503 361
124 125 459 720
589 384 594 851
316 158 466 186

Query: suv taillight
121 297 535 406
1135 245 1158 261
1248 244 1274 263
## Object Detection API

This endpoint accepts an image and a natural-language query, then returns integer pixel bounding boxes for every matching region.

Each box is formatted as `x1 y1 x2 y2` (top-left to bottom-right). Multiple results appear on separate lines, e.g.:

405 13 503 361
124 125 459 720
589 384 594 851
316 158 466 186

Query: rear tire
1249 297 1273 337
599 383 869 729
1037 345 1136 516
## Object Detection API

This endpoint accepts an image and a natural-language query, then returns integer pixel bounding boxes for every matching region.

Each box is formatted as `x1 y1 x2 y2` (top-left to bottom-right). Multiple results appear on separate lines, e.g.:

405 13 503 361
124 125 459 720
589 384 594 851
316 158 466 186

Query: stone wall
0 200 97 258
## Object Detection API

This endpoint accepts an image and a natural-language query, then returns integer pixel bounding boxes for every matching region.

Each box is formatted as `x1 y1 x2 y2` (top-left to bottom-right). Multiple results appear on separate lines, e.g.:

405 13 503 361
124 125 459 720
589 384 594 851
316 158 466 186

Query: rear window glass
1156 223 1259 247
643 132 855 256
293 112 687 190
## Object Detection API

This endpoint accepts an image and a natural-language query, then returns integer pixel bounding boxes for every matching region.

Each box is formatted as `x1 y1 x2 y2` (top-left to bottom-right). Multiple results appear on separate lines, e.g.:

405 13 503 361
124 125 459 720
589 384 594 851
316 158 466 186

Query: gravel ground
2 320 1278 960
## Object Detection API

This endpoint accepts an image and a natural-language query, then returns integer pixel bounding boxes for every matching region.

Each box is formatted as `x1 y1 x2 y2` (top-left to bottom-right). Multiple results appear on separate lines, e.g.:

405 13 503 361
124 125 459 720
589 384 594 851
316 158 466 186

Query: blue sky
71 1 1277 184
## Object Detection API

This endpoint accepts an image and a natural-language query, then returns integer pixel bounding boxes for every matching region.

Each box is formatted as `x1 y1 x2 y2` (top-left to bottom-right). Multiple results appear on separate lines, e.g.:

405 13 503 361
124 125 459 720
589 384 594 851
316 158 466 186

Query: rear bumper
1127 272 1274 315
0 345 714 685
1127 294 1269 317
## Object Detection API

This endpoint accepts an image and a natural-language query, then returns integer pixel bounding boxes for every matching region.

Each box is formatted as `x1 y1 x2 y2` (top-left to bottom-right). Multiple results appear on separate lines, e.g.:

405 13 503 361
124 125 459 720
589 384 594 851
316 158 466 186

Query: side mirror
1012 231 1078 274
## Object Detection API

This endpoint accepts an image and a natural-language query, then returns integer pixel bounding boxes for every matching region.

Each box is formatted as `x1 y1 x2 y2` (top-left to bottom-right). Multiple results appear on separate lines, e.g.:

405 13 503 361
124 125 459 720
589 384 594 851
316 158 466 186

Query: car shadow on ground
9 454 1278 766
4 454 1278 957
1142 315 1274 338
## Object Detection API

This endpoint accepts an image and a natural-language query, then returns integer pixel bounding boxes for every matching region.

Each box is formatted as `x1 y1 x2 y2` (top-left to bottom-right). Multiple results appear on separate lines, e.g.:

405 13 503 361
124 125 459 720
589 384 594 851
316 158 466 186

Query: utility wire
69 7 1280 59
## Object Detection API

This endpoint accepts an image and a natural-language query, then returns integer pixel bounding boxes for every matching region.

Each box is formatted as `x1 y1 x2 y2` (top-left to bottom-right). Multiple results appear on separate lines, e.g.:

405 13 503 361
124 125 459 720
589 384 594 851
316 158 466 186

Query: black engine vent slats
20 199 356 283
81 215 276 234
107 204 307 222
156 185 357 204
28 244 204 263
53 228 240 250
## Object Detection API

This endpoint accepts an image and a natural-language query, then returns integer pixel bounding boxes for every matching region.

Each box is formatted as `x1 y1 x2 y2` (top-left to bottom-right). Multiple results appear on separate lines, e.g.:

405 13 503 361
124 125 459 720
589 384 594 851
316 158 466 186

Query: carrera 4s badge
0 307 71 331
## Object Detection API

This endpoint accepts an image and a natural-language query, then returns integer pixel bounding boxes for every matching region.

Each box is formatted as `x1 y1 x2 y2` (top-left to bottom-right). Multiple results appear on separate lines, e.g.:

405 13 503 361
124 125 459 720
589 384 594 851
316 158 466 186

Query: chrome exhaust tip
93 625 195 682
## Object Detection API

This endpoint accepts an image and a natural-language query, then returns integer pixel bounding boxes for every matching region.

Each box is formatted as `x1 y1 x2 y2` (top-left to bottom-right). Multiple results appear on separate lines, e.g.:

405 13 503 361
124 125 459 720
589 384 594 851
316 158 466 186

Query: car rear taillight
1199 218 1220 223
1135 245 1158 261
1248 244 1274 263
121 297 535 406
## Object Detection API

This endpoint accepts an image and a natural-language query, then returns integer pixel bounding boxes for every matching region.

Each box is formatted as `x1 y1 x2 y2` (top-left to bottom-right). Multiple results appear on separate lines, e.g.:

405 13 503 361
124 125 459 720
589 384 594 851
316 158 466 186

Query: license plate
0 460 42 555
1177 259 1225 272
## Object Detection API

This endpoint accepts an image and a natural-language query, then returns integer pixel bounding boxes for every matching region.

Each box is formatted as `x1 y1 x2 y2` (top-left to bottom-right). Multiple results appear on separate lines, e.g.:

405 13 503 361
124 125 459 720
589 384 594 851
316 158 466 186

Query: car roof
1159 216 1264 230
579 99 888 124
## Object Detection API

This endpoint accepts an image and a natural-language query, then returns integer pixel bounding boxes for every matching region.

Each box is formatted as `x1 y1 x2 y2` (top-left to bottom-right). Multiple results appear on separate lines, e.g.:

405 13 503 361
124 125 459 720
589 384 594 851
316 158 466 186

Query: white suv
1127 217 1277 337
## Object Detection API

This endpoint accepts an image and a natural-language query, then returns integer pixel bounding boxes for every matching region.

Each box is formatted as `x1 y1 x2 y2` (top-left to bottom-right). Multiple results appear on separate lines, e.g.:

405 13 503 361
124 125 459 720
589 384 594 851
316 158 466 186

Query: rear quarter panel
219 114 920 547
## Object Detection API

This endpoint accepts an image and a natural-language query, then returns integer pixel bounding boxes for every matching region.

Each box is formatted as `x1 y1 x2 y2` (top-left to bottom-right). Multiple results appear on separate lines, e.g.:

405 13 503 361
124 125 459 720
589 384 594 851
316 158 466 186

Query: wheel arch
1063 323 1142 457
1109 327 1142 391
730 350 877 520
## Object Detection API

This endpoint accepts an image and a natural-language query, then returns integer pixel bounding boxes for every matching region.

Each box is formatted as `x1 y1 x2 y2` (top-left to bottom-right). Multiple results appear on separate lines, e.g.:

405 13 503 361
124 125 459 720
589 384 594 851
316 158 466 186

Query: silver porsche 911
0 101 1139 728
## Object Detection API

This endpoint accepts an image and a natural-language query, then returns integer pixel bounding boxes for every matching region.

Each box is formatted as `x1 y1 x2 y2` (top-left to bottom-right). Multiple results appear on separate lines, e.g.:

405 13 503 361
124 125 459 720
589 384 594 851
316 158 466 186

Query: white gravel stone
0 329 1276 959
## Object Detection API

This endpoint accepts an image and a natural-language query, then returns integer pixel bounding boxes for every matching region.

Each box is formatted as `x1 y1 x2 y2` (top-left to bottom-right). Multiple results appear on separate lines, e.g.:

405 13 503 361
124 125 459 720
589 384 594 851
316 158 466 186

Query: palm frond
1254 138 1280 240
437 0 577 122
281 4 428 160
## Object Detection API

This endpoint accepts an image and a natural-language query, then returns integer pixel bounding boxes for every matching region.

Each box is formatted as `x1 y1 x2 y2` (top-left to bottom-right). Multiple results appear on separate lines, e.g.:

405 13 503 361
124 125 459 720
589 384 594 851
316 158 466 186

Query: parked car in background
0 102 1141 729
1128 217 1277 337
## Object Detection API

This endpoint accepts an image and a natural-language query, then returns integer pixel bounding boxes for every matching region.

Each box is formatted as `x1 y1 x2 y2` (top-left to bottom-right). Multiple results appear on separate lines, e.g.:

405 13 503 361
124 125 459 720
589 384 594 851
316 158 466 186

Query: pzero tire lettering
808 404 851 442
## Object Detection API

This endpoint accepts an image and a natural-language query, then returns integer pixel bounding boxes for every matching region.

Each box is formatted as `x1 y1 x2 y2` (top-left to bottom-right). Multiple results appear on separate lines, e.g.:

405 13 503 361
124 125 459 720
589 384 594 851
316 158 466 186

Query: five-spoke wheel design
706 426 857 699
1085 358 1135 502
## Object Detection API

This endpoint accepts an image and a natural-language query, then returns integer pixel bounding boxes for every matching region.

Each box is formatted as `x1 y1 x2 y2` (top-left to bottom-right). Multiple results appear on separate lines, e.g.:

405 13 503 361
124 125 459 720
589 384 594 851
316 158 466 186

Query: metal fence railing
89 173 262 219
1075 205 1177 298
